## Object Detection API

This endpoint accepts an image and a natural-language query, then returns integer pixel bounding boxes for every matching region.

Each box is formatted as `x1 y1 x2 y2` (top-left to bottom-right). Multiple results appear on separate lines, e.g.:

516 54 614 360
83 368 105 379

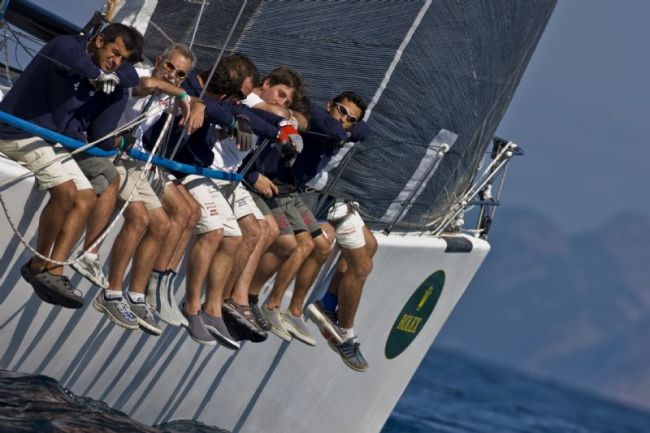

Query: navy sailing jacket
0 34 138 141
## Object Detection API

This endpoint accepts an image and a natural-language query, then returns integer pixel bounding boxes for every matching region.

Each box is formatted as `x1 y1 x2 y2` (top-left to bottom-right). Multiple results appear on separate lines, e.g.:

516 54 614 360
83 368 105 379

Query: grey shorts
73 154 118 194
275 194 321 237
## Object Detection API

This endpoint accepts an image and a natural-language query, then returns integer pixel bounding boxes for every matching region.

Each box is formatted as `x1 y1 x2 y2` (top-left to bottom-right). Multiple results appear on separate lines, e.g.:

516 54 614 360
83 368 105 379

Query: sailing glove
233 115 254 151
277 122 303 153
92 72 121 94
348 120 369 142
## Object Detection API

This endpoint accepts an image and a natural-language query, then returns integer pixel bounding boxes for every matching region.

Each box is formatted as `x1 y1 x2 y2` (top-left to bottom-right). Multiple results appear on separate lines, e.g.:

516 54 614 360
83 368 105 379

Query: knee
202 228 224 247
366 232 378 257
151 212 171 237
76 189 97 215
126 208 150 234
50 181 77 210
298 235 315 256
353 256 373 279
173 204 193 229
274 237 297 259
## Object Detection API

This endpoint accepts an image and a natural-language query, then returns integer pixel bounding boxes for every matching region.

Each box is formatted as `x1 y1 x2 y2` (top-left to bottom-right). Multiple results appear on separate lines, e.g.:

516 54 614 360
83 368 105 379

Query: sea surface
1 346 649 433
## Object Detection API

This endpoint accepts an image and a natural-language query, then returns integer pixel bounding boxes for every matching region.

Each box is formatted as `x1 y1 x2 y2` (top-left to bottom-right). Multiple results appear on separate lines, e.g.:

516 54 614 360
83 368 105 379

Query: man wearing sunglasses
78 43 202 334
249 90 376 371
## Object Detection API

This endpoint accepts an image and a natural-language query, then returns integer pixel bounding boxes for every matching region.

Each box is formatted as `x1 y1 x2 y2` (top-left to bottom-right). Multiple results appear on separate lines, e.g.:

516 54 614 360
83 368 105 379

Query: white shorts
0 137 92 191
116 156 162 210
219 182 264 221
182 175 241 237
328 201 366 250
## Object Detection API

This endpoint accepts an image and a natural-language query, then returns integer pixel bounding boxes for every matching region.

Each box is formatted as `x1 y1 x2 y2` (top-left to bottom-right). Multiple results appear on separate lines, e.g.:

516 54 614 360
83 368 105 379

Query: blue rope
0 110 241 181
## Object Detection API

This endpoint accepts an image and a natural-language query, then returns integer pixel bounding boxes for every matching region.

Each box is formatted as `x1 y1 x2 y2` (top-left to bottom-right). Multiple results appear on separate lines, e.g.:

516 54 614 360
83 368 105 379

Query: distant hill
437 207 650 410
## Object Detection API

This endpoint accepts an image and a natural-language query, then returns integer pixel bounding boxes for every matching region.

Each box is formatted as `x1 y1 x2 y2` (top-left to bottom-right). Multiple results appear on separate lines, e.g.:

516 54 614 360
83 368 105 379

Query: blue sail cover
126 0 556 230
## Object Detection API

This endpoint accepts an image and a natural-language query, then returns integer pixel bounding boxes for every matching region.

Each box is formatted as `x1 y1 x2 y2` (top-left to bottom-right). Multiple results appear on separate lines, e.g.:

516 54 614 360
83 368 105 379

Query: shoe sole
327 341 369 372
204 325 241 350
92 297 139 330
282 315 317 346
70 262 109 289
222 308 268 343
183 328 218 346
306 304 344 345
21 266 83 309
135 317 162 336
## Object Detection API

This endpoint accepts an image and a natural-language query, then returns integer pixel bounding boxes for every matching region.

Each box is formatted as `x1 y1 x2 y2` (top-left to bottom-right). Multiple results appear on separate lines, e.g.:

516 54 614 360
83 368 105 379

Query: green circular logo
385 270 445 359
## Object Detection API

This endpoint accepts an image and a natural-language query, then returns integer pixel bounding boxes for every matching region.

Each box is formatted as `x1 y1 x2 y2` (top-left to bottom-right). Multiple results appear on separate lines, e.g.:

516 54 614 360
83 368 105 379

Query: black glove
348 120 369 142
233 115 253 151
119 131 137 151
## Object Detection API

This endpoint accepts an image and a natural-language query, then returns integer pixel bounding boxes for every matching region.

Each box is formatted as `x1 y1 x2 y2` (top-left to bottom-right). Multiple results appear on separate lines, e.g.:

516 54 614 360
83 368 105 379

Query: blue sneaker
306 300 343 344
329 337 369 372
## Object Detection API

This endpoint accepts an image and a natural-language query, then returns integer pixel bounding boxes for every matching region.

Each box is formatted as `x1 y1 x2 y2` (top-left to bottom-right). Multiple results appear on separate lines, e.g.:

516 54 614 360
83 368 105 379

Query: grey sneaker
201 310 240 350
20 261 83 309
146 272 180 327
250 302 272 331
125 295 161 336
71 253 109 288
166 272 187 327
180 305 216 346
282 311 316 346
260 305 292 342
329 337 369 372
306 301 344 344
92 292 139 330
222 300 267 343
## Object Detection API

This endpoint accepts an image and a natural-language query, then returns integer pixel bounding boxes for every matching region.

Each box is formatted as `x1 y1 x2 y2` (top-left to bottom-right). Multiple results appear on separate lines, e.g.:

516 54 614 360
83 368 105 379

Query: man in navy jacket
0 23 142 308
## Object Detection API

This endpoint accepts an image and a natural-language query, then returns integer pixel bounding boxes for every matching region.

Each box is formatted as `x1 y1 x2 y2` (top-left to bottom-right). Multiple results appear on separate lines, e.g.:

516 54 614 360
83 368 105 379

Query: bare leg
289 228 335 316
82 177 118 252
183 229 223 315
335 227 376 328
129 207 171 294
328 226 378 297
167 184 201 271
46 188 96 275
32 180 77 273
224 215 261 303
203 235 242 317
265 231 314 310
249 232 296 296
152 183 193 271
107 203 149 291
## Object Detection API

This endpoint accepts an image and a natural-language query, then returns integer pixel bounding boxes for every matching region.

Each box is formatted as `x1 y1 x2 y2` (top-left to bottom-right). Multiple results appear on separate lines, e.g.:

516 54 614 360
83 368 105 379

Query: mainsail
120 1 556 230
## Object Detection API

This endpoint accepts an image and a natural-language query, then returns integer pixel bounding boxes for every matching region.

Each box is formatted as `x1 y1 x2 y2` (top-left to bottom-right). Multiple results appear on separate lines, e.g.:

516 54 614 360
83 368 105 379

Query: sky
34 0 650 234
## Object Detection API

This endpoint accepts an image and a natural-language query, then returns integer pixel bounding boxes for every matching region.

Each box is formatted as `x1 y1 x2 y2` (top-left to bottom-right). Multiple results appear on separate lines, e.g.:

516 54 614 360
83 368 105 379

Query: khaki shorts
182 175 241 237
0 137 92 191
276 194 322 237
116 156 162 210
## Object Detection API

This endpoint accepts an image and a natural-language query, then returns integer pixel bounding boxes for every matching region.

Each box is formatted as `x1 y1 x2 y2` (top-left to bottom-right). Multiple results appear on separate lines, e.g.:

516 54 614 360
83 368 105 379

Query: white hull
0 158 489 433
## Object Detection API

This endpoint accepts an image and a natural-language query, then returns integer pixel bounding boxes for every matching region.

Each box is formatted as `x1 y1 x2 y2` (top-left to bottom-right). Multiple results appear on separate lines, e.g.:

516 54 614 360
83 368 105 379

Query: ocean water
2 346 649 433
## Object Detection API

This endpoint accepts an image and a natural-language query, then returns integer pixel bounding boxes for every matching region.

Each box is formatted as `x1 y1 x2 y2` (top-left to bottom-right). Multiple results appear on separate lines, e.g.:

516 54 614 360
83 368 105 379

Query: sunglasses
334 102 359 124
159 58 188 81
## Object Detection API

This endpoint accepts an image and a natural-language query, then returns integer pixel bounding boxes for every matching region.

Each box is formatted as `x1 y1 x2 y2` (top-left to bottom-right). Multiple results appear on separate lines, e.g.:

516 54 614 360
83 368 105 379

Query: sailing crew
86 44 199 335
0 23 143 308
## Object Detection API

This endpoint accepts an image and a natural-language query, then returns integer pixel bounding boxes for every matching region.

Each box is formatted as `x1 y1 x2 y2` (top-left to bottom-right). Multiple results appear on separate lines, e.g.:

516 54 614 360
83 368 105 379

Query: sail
116 0 556 230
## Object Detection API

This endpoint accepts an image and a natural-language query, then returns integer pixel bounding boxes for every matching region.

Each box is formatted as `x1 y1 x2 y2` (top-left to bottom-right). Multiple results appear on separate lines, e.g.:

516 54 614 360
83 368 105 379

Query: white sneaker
71 253 109 288
166 272 187 327
146 272 180 326
261 305 292 342
282 311 316 346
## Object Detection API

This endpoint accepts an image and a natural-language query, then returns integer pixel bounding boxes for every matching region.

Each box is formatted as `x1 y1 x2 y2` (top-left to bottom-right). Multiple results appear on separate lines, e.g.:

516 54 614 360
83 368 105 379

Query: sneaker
306 301 344 344
70 253 109 288
92 292 139 330
146 272 180 327
250 301 272 331
125 296 161 336
282 311 316 346
329 337 369 372
260 305 292 342
20 261 83 309
166 272 187 327
180 305 216 346
200 310 240 350
222 300 267 343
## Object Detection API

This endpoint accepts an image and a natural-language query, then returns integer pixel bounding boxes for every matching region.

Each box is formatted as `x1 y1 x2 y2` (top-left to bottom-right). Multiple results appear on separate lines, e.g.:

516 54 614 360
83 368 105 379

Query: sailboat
0 1 556 432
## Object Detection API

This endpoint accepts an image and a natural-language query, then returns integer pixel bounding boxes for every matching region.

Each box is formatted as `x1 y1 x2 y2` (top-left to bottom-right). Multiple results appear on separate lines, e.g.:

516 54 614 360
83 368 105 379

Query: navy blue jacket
0 35 138 140
244 105 369 190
